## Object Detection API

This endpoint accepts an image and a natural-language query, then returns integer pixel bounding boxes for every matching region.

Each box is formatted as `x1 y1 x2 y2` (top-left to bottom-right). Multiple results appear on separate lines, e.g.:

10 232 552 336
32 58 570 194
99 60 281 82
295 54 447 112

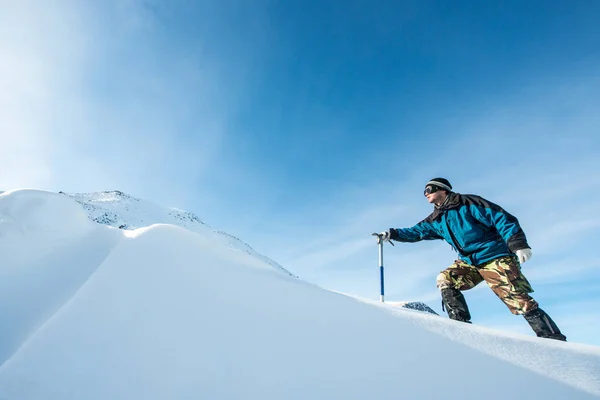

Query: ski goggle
424 185 441 196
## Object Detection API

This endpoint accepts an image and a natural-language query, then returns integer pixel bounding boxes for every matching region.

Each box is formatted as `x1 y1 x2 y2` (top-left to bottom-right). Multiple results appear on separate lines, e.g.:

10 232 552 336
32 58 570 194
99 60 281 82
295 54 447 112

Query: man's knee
436 271 452 289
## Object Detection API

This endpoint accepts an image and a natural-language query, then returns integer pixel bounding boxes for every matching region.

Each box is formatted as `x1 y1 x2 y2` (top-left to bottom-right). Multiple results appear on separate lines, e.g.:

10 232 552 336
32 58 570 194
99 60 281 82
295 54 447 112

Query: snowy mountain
61 190 296 278
0 188 599 399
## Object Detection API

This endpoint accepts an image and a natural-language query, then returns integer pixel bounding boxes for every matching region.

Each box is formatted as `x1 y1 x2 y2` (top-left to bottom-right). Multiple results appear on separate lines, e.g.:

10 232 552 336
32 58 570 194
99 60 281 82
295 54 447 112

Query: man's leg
478 256 566 341
436 260 483 323
523 308 567 341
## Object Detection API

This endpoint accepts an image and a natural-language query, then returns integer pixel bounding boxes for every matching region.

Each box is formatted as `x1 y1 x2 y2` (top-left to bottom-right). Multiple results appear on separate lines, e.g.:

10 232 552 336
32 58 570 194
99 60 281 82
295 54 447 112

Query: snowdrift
0 189 598 399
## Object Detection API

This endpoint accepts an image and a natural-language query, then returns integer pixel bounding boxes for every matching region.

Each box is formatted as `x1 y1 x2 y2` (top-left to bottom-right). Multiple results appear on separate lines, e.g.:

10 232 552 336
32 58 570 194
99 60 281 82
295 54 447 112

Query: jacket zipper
445 219 473 264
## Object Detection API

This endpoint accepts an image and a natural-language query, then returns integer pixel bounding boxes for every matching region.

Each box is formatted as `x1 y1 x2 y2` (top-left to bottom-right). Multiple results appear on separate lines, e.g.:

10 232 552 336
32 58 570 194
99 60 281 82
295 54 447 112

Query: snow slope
63 190 295 277
0 189 598 399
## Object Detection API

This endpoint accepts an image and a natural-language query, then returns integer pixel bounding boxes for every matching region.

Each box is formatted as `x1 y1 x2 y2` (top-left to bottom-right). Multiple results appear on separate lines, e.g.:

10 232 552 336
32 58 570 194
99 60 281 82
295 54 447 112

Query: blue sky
1 0 599 345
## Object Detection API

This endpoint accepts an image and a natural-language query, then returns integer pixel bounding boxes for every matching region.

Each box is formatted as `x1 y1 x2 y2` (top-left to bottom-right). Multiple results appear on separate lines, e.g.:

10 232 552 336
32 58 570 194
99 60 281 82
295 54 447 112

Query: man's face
424 185 447 205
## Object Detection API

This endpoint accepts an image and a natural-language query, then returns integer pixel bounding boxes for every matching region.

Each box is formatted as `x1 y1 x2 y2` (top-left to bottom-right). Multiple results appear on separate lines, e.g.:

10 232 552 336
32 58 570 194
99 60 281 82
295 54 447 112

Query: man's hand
379 230 392 242
372 230 394 245
516 248 532 264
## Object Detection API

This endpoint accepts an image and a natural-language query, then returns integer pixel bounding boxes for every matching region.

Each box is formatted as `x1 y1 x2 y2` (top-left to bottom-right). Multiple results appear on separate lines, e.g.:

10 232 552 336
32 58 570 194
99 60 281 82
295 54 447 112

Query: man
377 178 566 341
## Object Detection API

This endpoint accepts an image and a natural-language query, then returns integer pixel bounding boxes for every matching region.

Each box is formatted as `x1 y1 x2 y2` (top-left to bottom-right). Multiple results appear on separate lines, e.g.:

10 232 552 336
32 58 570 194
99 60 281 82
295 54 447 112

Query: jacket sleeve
469 200 529 252
390 220 442 242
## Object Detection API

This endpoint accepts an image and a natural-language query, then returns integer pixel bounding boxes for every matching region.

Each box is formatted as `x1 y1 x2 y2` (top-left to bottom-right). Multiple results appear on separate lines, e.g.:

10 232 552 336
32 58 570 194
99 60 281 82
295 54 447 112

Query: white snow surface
0 189 598 400
63 190 295 277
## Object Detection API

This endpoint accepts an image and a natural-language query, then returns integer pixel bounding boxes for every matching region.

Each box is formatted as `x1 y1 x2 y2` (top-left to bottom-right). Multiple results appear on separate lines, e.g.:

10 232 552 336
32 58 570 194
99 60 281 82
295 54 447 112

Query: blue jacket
389 192 530 266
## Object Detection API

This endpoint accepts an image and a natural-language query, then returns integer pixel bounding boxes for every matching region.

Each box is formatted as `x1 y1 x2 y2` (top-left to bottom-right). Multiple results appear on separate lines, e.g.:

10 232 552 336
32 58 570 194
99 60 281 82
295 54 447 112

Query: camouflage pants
436 256 538 315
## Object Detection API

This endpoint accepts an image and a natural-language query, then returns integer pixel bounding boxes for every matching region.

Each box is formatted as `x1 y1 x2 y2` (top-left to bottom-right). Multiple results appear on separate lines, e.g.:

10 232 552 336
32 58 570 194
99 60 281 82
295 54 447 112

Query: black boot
441 288 471 323
523 308 567 341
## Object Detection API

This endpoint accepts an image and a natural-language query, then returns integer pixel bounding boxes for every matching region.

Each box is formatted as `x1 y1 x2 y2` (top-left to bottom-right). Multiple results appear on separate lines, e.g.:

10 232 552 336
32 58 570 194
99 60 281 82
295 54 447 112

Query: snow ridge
61 190 296 277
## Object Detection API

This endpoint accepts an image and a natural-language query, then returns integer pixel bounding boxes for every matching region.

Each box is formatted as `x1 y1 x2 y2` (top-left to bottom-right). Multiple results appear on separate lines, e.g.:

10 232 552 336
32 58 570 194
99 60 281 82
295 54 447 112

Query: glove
379 230 392 242
516 248 532 264
372 230 393 243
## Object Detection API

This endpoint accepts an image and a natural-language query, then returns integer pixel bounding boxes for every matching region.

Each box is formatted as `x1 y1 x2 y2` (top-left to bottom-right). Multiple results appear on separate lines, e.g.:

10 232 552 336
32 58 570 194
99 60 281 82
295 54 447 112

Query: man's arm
468 197 529 252
389 219 442 242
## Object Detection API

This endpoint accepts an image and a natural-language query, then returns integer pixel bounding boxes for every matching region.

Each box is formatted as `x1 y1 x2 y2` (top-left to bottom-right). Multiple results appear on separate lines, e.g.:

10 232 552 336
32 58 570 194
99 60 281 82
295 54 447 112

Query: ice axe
371 232 393 303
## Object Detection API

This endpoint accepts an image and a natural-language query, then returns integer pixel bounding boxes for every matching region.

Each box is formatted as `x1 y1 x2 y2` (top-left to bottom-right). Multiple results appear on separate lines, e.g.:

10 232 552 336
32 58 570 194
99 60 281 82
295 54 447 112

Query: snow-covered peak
61 190 203 230
61 190 295 277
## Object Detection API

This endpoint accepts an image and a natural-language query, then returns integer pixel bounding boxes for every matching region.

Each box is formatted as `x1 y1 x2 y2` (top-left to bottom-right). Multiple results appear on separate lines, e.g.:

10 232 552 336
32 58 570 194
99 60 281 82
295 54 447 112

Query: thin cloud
0 1 233 208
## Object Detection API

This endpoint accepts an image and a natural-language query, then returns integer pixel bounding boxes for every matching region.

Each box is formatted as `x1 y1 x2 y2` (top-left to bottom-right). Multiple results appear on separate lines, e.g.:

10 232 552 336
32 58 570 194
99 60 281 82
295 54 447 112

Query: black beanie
426 177 452 192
